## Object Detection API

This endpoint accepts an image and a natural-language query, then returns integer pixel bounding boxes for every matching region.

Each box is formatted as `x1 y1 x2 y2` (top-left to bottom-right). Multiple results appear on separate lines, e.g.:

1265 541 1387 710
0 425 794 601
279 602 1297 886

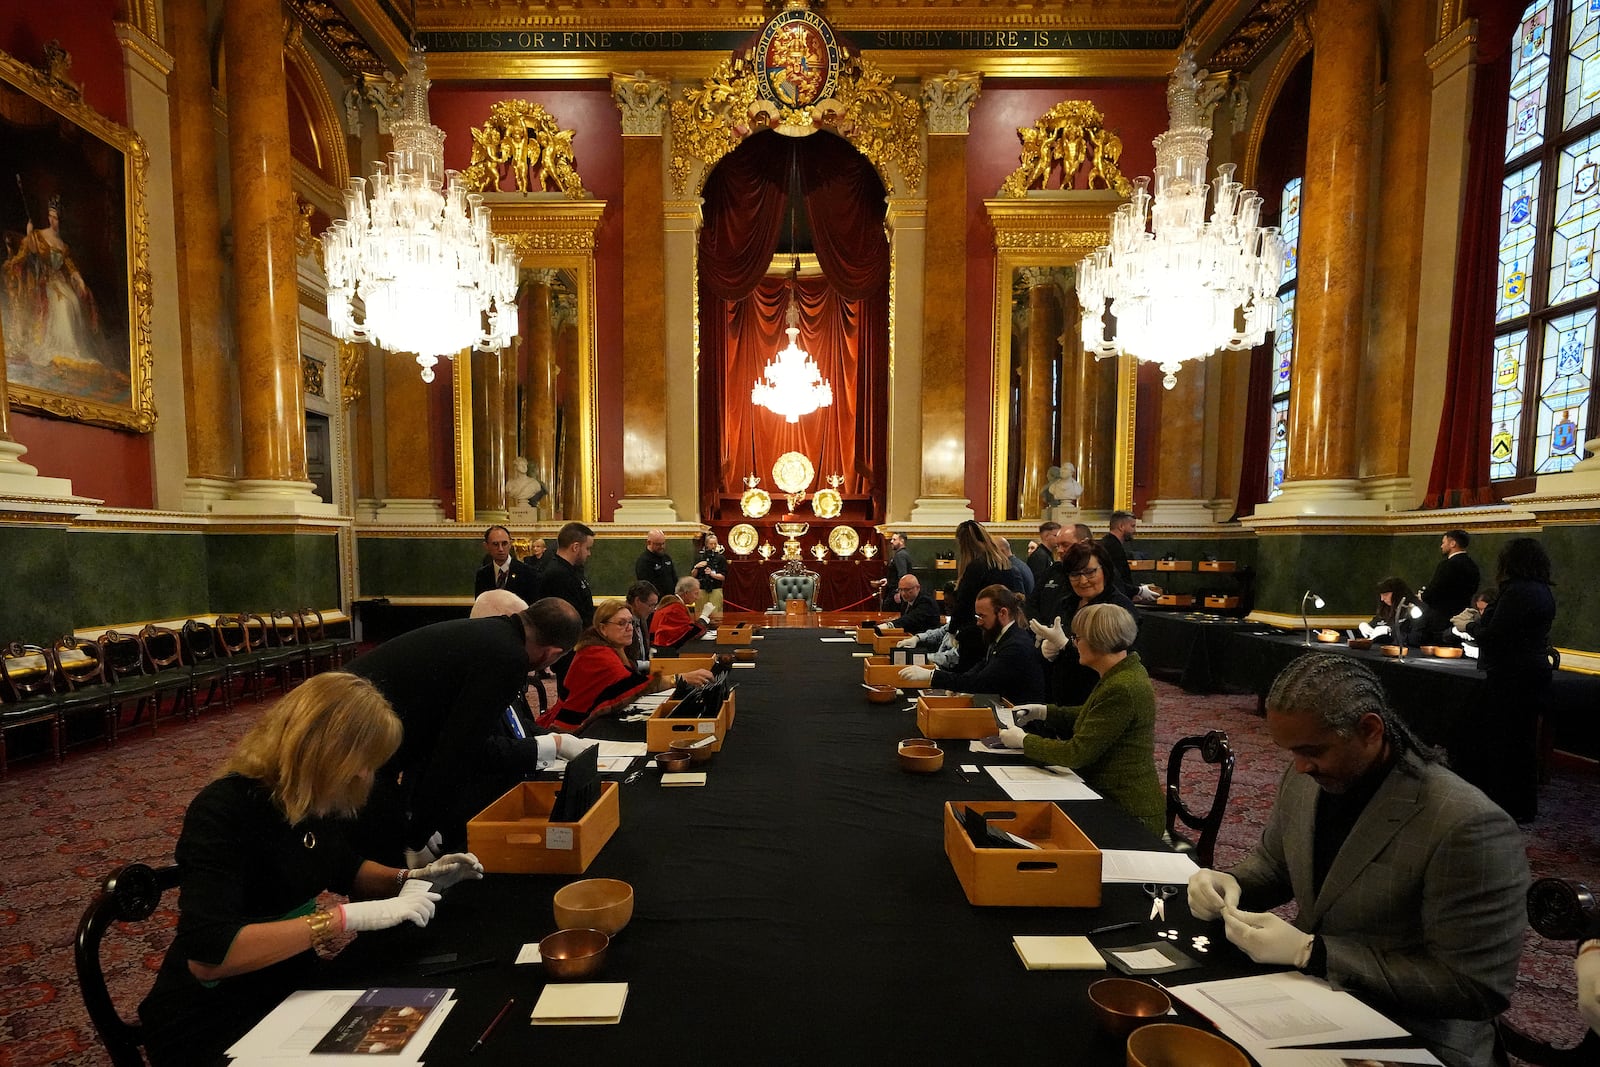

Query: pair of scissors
1144 883 1177 921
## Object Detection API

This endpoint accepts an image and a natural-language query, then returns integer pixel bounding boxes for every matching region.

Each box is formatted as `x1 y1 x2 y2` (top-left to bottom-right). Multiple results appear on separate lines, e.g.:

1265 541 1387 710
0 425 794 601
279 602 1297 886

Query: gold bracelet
305 907 336 948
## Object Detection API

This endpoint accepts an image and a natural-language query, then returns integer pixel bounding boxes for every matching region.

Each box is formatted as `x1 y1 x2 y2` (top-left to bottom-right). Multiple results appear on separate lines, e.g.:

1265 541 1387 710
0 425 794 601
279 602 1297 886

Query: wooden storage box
1203 595 1241 610
1155 559 1193 572
646 691 735 752
864 655 930 688
1197 560 1237 572
468 781 620 875
1155 594 1195 607
856 627 880 644
943 800 1102 907
716 624 756 646
1129 559 1157 571
917 694 1005 739
651 656 714 675
871 630 908 654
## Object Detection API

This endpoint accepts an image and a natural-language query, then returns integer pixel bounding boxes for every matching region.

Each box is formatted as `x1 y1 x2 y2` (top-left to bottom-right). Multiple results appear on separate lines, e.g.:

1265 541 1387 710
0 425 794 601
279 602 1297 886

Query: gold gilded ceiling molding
463 100 588 196
117 0 161 45
286 0 389 76
1239 14 1310 189
1208 0 1308 71
669 54 921 196
998 100 1133 198
286 37 351 190
487 198 608 259
985 195 1120 251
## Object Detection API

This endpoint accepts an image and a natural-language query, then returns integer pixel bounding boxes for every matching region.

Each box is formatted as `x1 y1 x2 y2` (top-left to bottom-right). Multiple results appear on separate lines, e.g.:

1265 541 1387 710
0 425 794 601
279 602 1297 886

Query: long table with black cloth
315 627 1280 1063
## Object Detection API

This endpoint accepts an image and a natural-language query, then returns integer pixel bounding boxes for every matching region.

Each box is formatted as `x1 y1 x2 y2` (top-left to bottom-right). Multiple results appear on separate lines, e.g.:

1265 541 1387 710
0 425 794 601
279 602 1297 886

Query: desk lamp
1393 597 1422 652
1300 590 1325 646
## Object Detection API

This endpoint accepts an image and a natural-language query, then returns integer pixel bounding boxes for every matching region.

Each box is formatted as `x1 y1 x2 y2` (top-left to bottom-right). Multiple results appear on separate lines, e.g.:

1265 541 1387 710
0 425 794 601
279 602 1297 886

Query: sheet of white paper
994 708 1016 730
227 990 454 1063
1251 1048 1442 1067
1167 973 1409 1050
516 943 543 964
960 764 981 774
819 637 855 643
968 739 1026 755
985 764 1101 801
597 741 647 758
1099 849 1202 885
1109 948 1173 971
733 662 757 669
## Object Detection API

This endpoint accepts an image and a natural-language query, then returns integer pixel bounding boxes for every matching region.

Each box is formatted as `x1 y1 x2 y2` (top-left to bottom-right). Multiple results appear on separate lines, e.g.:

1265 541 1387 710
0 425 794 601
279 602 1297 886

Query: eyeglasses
606 618 636 629
1068 567 1101 581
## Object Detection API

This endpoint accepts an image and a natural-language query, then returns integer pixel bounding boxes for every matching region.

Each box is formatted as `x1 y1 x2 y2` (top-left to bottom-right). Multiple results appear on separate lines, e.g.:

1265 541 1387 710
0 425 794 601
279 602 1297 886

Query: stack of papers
1099 849 1200 885
661 771 707 786
227 988 454 1064
1011 935 1105 971
985 764 1101 801
1165 973 1424 1064
531 982 629 1025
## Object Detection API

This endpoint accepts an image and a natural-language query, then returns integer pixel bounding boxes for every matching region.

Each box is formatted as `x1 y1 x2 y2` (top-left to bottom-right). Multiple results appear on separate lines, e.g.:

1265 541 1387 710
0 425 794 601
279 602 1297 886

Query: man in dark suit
473 524 539 601
538 521 597 627
1187 654 1527 1067
1027 521 1059 581
872 532 915 610
623 580 660 671
634 530 678 601
897 584 1045 705
878 574 938 636
1417 529 1479 644
1101 510 1160 602
348 598 582 864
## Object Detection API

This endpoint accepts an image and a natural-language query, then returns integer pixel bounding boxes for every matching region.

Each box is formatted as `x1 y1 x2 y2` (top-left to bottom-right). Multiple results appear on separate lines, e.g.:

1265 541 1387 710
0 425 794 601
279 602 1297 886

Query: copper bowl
1314 628 1341 643
670 737 716 765
553 878 634 936
539 928 610 981
656 750 692 773
1089 979 1171 1037
734 647 758 662
1432 645 1464 658
1126 1023 1248 1067
1381 645 1407 657
1347 637 1373 650
897 743 944 773
865 684 900 704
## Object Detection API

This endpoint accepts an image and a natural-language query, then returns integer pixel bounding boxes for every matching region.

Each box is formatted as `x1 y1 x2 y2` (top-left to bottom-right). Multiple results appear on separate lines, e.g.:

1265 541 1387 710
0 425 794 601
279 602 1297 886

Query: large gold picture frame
0 46 154 432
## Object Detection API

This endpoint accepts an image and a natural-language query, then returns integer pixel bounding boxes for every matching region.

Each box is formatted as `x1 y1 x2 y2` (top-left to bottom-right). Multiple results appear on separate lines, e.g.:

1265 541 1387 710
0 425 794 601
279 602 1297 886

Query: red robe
649 600 707 651
537 644 651 733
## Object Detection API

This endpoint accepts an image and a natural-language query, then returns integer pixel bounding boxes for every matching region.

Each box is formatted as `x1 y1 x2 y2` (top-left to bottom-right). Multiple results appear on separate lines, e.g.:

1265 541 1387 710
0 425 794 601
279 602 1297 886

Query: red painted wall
964 80 1168 517
3 2 156 508
428 84 625 520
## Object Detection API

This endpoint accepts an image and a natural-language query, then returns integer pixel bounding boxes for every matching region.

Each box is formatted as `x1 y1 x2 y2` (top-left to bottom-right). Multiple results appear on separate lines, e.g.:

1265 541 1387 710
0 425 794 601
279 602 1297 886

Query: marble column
909 71 981 524
521 272 558 520
1017 267 1061 519
883 197 926 524
611 72 678 523
1360 0 1433 507
165 0 239 510
379 358 444 521
1068 340 1118 513
1207 349 1251 519
555 295 584 518
1143 360 1215 525
1259 0 1385 516
663 199 704 522
473 347 510 522
215 0 328 513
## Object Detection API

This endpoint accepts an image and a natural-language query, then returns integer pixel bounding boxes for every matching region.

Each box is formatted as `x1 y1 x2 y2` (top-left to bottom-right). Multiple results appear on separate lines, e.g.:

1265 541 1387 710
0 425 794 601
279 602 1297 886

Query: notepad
1011 936 1105 971
661 771 707 787
530 982 628 1025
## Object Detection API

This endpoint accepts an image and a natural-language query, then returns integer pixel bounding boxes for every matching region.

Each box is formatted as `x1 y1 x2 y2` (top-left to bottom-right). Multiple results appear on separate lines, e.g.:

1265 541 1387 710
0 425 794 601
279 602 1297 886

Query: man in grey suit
1187 654 1527 1067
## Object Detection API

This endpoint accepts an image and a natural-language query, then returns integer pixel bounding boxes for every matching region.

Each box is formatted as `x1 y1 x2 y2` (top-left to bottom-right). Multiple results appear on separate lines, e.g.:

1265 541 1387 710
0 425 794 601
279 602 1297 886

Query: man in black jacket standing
1418 529 1479 644
635 530 678 602
473 525 539 601
540 521 598 627
1101 511 1160 602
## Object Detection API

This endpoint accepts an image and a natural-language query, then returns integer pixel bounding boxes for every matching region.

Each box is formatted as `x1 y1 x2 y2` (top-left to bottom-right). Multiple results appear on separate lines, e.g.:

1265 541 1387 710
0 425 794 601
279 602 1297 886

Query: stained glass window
1266 178 1301 502
1495 1 1600 482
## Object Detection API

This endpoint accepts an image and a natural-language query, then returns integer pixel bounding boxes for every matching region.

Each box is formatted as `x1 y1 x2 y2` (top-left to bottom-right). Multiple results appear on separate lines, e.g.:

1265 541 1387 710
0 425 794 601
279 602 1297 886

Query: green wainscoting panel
0 525 72 639
69 530 210 626
207 532 339 613
586 536 698 598
357 536 484 597
1529 524 1596 651
1253 534 1395 616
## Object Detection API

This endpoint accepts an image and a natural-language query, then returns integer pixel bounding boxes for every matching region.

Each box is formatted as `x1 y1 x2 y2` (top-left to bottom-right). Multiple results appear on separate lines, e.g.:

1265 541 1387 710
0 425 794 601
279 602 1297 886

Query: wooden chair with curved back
0 642 63 775
180 619 233 713
51 635 117 751
137 625 196 725
297 607 358 671
74 861 182 1067
97 631 164 737
254 611 308 691
213 614 265 702
1164 730 1235 871
1494 877 1600 1064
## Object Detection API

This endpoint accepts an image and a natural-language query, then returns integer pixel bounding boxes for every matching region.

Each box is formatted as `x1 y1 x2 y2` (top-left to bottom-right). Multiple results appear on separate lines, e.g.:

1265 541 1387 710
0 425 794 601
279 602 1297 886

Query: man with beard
896 584 1044 705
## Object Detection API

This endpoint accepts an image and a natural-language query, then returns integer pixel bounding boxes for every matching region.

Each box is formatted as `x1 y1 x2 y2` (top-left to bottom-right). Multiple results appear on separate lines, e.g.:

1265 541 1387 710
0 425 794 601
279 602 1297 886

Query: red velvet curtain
1231 343 1275 519
698 131 889 520
1423 4 1519 507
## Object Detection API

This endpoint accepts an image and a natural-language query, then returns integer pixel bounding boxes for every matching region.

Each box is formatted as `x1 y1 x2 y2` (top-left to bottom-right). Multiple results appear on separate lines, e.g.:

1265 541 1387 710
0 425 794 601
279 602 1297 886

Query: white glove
1223 906 1313 967
407 852 484 891
1029 616 1068 661
402 831 444 869
555 734 600 761
1451 607 1481 629
341 882 440 932
896 635 919 649
1186 868 1241 921
995 725 1027 749
1577 942 1600 1036
699 602 716 621
1012 703 1048 727
898 665 934 684
1136 583 1162 602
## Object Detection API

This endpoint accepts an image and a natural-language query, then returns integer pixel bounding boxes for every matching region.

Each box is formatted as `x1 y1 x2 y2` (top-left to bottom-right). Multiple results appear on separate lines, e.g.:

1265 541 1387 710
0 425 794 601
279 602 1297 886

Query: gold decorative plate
828 526 860 557
728 523 760 555
772 451 816 494
812 488 842 518
740 488 772 518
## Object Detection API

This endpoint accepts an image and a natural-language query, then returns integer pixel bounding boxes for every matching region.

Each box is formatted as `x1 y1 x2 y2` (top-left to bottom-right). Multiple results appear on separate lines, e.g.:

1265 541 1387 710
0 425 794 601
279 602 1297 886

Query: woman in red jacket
539 599 711 733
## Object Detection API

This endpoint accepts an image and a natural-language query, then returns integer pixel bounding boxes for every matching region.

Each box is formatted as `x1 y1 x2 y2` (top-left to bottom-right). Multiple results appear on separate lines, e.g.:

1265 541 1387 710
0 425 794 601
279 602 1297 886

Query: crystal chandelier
752 271 833 423
1076 45 1287 389
321 47 519 383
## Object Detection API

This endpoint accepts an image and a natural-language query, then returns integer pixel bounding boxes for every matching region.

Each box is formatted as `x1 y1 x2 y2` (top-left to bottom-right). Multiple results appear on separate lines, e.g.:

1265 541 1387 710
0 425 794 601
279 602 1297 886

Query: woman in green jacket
995 602 1164 835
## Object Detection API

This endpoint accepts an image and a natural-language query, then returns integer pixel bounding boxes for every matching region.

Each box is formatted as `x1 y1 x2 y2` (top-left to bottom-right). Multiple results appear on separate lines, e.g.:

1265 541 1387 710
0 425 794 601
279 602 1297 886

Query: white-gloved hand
1029 616 1069 661
1186 868 1241 921
1576 942 1600 1036
341 883 440 932
402 831 444 870
896 635 919 649
995 725 1027 749
1451 607 1481 629
699 602 716 621
407 852 484 891
1136 583 1163 602
1012 703 1048 727
1223 906 1313 967
898 665 934 684
555 733 600 761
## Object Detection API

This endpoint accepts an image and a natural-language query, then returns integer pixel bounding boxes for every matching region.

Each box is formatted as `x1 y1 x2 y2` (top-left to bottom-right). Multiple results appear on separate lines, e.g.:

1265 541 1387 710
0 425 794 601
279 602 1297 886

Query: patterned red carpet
0 677 1592 1065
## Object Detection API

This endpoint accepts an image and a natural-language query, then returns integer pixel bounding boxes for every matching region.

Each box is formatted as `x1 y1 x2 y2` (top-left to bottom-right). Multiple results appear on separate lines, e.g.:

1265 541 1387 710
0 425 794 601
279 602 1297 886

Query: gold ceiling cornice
287 0 389 75
1208 0 1308 71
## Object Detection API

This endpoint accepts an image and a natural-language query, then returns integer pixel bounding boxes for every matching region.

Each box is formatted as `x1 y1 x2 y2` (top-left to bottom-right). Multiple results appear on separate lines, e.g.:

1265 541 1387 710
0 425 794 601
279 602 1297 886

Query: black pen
1089 920 1141 935
470 996 515 1054
422 956 496 977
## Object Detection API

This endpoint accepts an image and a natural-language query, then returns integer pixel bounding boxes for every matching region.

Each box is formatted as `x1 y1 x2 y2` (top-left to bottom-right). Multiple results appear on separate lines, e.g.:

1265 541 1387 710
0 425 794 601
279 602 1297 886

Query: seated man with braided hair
1186 654 1528 1067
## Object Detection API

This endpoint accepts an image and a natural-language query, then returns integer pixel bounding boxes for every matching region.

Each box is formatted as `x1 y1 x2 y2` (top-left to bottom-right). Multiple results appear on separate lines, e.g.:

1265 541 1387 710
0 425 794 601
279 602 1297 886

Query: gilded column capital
921 70 981 135
342 81 364 138
362 69 405 135
612 70 668 136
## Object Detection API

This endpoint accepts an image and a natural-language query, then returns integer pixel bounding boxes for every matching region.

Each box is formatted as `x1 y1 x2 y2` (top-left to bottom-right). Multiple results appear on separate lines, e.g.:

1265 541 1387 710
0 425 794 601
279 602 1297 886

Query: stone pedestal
613 497 682 525
909 497 976 524
377 497 447 522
